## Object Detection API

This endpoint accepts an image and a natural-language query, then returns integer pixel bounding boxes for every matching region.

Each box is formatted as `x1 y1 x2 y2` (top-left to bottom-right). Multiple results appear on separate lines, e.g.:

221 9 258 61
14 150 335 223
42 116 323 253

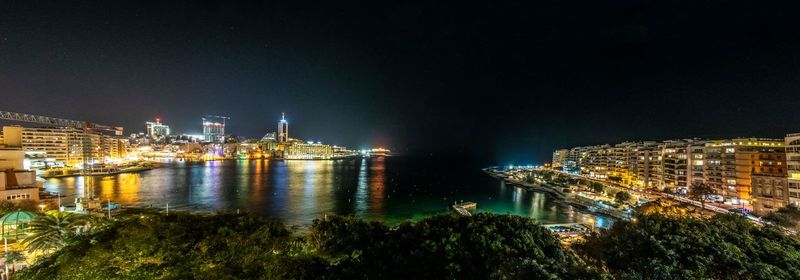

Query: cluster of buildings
552 134 800 216
0 126 130 169
0 111 369 173
257 113 359 160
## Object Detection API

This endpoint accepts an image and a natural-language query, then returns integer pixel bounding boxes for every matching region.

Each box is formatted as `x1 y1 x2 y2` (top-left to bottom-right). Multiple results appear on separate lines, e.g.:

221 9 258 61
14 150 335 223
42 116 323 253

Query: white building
786 133 800 206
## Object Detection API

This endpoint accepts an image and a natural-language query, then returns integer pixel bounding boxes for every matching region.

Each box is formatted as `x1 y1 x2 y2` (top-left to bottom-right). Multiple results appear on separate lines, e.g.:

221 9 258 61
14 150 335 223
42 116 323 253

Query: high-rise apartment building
555 137 787 209
786 133 800 206
0 126 128 167
752 174 789 215
702 138 784 206
202 115 228 143
552 149 568 169
145 118 170 140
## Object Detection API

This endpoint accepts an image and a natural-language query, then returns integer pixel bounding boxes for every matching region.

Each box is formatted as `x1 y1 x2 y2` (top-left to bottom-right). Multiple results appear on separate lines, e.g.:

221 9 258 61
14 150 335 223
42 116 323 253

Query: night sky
1 1 799 164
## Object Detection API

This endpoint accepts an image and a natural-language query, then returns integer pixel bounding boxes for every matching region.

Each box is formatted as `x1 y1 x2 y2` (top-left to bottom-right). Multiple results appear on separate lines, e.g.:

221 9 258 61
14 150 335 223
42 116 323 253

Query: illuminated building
332 146 359 158
752 174 789 216
202 115 228 143
580 145 610 179
786 133 800 206
551 149 568 169
0 126 129 167
284 141 333 159
0 147 41 201
559 137 788 209
145 118 170 140
563 147 587 173
702 138 784 206
278 113 288 144
0 126 71 166
659 139 707 191
633 142 662 188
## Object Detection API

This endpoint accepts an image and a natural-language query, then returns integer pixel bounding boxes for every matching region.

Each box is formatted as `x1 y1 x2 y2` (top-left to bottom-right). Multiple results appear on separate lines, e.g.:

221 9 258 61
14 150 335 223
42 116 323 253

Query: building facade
202 116 227 143
555 137 788 210
551 149 568 169
284 142 333 159
786 133 800 206
145 118 170 140
0 126 129 167
0 147 41 201
752 174 789 216
278 113 288 144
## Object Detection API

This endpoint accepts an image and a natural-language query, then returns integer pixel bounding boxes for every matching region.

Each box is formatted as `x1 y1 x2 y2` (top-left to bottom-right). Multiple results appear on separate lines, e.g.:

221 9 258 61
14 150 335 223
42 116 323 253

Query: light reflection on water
43 157 610 227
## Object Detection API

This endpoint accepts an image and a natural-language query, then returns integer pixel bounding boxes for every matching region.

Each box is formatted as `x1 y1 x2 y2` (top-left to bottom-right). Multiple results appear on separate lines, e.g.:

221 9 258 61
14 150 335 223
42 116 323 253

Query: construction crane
0 110 123 135
0 110 125 199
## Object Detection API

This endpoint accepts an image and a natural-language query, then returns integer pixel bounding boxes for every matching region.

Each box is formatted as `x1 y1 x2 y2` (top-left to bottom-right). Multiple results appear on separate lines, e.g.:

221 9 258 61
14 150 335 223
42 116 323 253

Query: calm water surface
42 156 610 227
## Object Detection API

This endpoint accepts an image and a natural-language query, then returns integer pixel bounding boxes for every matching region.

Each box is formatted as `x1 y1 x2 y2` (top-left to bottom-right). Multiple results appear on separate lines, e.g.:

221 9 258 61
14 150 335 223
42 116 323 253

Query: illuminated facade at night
786 133 800 206
557 137 787 208
278 113 288 144
0 126 130 167
284 141 333 159
551 149 568 169
202 115 227 143
145 118 170 140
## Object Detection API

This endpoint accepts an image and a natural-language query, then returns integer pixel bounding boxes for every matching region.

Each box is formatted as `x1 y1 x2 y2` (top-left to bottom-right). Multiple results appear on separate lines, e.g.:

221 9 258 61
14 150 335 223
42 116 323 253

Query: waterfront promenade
482 168 631 220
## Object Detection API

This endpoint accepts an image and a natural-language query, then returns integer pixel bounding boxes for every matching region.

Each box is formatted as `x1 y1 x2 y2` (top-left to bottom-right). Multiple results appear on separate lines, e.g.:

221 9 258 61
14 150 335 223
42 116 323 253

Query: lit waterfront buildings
145 118 170 141
284 141 333 159
202 115 228 143
554 137 790 211
0 126 129 168
255 113 361 160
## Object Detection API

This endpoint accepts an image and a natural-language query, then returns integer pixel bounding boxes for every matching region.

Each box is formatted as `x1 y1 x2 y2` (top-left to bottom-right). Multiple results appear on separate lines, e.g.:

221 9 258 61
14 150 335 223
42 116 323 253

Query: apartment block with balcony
703 138 785 207
752 174 789 216
634 143 662 189
786 133 800 206
551 149 568 170
1 126 130 167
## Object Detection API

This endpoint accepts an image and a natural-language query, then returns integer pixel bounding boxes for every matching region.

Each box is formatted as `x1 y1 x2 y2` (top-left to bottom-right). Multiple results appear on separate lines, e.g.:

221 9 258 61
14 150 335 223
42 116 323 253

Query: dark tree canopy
576 214 800 279
18 212 595 280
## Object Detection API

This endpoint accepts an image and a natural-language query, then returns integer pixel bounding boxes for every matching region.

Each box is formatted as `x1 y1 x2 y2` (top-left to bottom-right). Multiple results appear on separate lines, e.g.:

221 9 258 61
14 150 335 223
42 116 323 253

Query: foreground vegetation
14 208 800 279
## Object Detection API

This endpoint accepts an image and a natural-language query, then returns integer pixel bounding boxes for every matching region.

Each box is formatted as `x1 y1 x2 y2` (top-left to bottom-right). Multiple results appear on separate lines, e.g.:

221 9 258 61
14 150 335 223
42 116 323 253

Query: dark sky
2 1 800 164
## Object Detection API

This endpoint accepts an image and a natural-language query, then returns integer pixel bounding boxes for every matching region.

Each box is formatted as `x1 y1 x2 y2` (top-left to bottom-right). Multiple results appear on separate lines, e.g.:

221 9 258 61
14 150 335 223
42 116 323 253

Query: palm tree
23 212 83 253
689 182 715 217
4 251 25 273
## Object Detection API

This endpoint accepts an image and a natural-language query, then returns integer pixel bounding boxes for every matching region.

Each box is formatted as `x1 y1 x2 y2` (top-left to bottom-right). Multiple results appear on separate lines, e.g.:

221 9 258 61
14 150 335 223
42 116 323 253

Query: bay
42 156 611 228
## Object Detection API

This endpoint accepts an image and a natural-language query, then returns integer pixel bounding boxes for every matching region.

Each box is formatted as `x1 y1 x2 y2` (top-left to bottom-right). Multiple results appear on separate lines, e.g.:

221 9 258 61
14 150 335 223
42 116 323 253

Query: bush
575 214 800 279
18 212 595 280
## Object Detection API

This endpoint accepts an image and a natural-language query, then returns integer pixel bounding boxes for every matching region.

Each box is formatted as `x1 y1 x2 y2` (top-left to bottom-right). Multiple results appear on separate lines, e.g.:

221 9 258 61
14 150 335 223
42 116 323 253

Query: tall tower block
278 113 288 143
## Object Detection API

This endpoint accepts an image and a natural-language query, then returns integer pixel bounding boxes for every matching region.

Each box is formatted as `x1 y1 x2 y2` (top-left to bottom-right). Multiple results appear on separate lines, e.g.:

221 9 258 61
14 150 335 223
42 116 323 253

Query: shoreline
482 168 629 220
